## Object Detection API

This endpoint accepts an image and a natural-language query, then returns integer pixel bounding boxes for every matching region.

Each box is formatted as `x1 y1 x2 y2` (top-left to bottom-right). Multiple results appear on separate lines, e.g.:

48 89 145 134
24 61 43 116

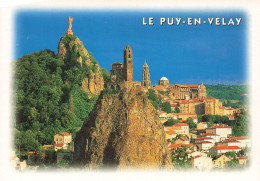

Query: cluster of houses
11 132 73 171
162 112 250 170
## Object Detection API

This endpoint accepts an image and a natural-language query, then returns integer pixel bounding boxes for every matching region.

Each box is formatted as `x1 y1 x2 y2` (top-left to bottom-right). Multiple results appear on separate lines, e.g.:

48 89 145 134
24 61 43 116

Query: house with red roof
217 139 242 148
54 132 72 145
194 141 214 151
206 125 232 141
175 137 190 145
209 146 242 155
174 123 189 135
158 111 167 118
197 133 221 143
195 137 215 144
229 137 251 148
197 122 208 130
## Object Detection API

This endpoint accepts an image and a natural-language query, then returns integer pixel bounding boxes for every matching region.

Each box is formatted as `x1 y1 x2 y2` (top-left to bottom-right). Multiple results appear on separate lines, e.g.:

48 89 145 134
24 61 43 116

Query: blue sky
15 10 247 85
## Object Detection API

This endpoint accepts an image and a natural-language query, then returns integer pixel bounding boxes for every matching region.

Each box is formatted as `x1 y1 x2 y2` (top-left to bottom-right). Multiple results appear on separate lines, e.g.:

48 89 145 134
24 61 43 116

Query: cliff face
74 84 172 169
58 35 104 96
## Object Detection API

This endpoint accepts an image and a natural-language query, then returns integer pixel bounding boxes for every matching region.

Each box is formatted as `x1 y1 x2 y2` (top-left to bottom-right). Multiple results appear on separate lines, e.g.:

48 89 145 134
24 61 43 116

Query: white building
195 141 214 151
206 126 232 141
191 155 212 171
209 146 242 155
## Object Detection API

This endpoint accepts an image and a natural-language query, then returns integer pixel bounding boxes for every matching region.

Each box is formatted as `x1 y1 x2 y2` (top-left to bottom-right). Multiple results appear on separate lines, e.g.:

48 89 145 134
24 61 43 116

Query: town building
191 155 212 171
159 77 169 86
54 132 72 145
174 123 189 135
198 133 221 143
209 146 242 155
229 137 251 148
197 122 208 130
206 126 232 141
195 141 214 151
212 154 231 168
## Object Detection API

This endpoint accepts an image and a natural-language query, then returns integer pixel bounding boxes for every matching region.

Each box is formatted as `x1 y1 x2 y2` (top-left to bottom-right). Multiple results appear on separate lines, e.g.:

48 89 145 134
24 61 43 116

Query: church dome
160 76 168 81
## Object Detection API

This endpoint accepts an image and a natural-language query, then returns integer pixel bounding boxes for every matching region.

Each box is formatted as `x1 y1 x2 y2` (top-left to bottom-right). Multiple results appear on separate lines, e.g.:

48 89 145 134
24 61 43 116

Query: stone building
142 61 151 88
159 77 169 86
106 44 141 90
170 83 207 100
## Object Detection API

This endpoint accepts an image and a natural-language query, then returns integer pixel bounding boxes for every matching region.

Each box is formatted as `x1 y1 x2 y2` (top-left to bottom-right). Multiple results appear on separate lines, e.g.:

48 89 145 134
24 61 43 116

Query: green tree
174 107 180 113
186 118 196 129
161 101 172 113
163 118 179 126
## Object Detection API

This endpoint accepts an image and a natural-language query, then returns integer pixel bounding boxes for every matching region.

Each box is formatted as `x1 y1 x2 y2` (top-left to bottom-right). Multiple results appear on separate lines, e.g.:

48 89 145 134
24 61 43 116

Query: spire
143 60 148 67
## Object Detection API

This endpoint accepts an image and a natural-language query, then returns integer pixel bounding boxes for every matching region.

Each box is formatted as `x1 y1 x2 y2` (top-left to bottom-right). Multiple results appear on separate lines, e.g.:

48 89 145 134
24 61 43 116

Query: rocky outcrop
58 35 104 96
74 83 172 169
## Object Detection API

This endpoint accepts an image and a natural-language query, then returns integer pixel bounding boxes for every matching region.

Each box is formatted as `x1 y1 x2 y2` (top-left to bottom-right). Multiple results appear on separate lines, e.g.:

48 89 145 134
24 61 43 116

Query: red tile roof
181 137 189 141
175 84 199 88
192 155 202 160
159 111 167 114
238 157 247 160
200 133 220 136
213 146 241 150
207 126 231 129
169 144 182 148
230 137 249 140
185 144 196 147
220 139 240 143
54 143 64 147
195 141 212 144
175 123 189 127
59 132 71 136
165 130 176 135
196 137 213 140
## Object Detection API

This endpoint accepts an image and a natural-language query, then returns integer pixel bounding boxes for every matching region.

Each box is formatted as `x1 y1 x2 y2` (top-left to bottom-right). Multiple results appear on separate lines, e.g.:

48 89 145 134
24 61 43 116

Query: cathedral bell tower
123 44 133 81
142 60 151 88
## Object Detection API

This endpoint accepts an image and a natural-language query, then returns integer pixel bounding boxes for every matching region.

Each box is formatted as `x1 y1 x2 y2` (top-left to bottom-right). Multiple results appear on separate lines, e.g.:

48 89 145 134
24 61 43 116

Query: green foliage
16 130 40 152
201 114 230 126
233 111 248 136
57 159 70 168
147 89 162 110
163 118 179 127
206 84 248 108
186 118 196 129
89 52 98 64
171 147 192 169
15 49 100 149
61 35 77 45
174 107 180 113
103 88 120 94
161 101 172 113
101 68 110 84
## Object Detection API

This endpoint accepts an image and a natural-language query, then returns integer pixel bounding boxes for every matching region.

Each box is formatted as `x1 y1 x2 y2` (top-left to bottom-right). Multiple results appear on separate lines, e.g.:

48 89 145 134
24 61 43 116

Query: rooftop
213 146 241 150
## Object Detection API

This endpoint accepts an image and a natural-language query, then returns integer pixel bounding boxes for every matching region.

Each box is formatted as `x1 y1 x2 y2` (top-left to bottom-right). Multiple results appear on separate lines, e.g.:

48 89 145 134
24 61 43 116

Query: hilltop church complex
106 44 239 119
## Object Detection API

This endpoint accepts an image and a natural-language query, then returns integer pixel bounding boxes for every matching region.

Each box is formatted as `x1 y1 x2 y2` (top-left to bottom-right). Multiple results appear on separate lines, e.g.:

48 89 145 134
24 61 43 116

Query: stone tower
142 61 151 88
123 44 133 81
198 82 207 98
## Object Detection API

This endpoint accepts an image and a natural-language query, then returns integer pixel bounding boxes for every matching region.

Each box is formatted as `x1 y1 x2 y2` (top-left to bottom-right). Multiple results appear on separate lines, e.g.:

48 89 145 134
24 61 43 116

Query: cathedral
106 44 207 101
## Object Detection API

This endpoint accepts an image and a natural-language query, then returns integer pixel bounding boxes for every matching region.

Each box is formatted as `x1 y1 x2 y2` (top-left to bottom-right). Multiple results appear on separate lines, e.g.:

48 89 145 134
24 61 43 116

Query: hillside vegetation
15 46 106 151
206 84 248 108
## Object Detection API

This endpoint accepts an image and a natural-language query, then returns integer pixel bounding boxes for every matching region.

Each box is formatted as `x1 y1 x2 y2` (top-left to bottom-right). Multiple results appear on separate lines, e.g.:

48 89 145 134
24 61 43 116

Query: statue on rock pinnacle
66 16 74 36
